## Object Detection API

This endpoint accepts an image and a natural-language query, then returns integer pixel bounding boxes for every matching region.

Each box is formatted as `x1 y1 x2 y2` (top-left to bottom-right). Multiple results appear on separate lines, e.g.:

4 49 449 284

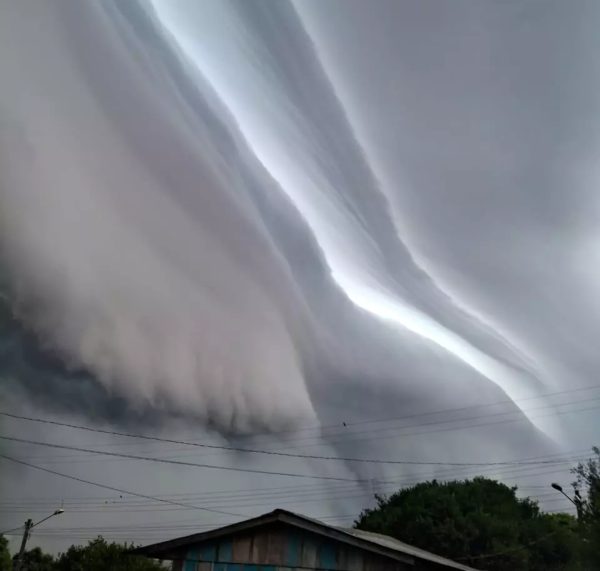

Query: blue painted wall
319 541 337 569
286 532 301 567
178 526 402 570
183 548 197 571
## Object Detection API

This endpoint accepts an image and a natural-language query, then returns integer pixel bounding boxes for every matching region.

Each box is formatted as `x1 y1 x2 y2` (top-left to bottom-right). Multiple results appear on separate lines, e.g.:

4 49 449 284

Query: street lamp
551 483 582 519
14 509 65 571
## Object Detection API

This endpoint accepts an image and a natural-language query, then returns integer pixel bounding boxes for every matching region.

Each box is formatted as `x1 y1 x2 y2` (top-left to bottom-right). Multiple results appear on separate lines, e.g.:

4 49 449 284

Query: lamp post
14 509 64 571
551 483 582 520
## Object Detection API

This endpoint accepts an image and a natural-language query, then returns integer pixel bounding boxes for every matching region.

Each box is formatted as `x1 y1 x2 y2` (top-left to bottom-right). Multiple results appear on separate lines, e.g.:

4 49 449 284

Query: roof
131 508 479 571
341 528 478 571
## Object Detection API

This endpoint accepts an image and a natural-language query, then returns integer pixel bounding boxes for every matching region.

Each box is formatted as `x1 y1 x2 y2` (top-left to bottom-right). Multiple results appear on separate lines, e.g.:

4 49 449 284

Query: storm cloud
1 0 599 553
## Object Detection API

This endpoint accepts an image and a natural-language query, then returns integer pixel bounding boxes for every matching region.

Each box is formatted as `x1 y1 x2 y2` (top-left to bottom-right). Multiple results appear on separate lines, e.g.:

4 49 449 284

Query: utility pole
13 509 64 571
13 519 33 571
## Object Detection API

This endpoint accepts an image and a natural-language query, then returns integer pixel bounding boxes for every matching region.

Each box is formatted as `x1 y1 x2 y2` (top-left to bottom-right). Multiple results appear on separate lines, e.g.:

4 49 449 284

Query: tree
571 446 600 567
0 536 11 571
53 537 165 571
355 477 581 571
12 546 55 571
523 512 582 571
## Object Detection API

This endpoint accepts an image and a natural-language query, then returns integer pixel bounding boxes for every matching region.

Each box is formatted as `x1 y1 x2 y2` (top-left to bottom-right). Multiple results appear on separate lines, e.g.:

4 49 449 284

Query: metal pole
13 519 33 571
551 483 582 521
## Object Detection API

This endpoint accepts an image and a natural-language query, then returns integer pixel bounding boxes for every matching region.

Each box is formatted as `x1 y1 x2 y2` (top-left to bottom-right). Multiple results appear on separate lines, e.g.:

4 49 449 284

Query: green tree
0 536 11 571
355 477 581 571
12 546 55 571
571 446 600 567
54 537 165 571
523 513 582 571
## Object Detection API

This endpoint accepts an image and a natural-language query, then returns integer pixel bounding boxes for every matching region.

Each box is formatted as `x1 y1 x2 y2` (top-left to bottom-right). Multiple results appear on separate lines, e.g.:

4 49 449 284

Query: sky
0 0 599 555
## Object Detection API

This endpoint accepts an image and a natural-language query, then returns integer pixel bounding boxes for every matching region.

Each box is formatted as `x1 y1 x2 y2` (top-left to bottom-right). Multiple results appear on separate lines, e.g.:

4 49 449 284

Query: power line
273 401 600 453
0 441 585 520
0 463 579 544
0 432 584 468
6 383 600 460
10 400 600 472
0 465 577 512
0 447 585 513
12 513 357 536
0 474 566 508
0 436 361 482
211 382 600 442
268 396 600 450
0 447 584 522
1 405 594 467
0 525 24 536
1 410 441 464
46 393 599 463
313 382 600 431
0 407 560 464
0 453 241 517
3 447 584 503
185 392 596 455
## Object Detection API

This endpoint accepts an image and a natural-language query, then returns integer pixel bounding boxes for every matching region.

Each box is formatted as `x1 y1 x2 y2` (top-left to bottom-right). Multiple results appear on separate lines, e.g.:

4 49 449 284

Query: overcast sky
1 0 599 554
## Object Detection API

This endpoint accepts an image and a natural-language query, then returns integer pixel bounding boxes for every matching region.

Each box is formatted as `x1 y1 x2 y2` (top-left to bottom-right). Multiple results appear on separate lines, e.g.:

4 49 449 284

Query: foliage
0 536 11 571
355 477 582 571
53 538 165 571
9 538 164 571
571 446 600 567
12 546 55 571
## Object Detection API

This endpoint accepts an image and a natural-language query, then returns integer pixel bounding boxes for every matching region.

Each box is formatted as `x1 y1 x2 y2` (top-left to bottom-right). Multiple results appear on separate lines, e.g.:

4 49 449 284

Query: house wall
171 523 411 571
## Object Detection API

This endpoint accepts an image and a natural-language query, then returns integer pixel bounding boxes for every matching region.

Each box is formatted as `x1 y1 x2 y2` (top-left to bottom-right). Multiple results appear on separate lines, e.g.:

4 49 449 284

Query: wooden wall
171 523 412 571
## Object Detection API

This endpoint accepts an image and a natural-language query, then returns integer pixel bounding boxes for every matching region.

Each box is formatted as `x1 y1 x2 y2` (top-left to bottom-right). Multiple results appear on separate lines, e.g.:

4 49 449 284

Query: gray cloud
1 0 598 554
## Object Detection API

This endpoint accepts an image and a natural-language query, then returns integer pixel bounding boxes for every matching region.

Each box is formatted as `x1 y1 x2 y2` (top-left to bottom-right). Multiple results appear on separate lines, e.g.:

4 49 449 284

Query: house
131 508 480 570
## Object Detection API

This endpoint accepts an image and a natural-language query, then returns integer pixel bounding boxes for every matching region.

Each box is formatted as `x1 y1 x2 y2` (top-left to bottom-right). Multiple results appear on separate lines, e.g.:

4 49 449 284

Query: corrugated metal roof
339 527 477 571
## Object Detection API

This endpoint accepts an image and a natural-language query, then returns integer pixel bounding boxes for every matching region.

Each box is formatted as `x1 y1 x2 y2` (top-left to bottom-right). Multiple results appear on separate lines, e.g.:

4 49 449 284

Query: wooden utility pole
14 518 33 571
